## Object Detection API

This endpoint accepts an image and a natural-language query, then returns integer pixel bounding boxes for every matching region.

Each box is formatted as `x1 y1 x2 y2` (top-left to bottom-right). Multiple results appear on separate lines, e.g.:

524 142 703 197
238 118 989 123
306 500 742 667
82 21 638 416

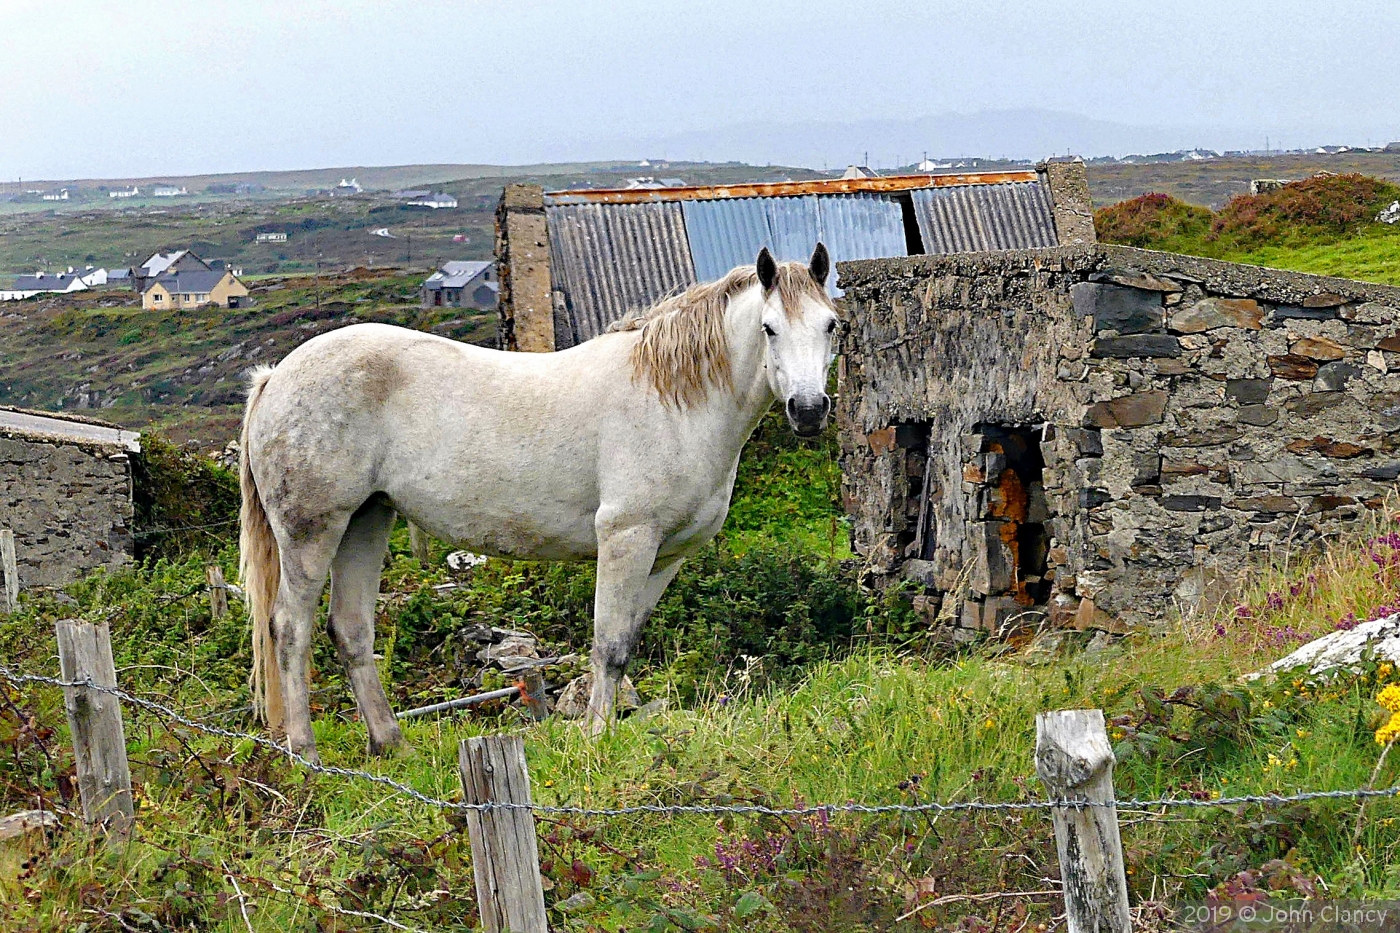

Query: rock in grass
1258 614 1400 678
0 810 58 843
553 673 639 719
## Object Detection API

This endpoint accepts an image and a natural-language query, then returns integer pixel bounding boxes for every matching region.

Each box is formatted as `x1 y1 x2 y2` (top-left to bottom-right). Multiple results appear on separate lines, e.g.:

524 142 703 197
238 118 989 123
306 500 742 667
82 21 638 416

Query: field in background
0 162 825 278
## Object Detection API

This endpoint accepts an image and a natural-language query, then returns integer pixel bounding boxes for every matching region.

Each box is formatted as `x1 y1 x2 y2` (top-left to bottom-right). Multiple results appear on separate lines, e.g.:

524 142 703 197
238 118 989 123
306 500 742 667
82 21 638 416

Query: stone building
0 407 140 591
835 245 1400 635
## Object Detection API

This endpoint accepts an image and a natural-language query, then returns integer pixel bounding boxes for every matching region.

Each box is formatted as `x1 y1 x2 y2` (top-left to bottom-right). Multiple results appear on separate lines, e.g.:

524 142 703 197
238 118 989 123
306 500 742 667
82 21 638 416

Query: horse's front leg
586 524 680 735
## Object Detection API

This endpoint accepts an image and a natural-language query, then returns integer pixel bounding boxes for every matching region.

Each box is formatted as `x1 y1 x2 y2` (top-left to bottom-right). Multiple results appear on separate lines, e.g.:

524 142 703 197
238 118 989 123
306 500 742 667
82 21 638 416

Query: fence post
519 669 549 722
206 564 228 620
55 620 134 836
458 735 547 933
1 528 18 612
408 521 432 568
1035 709 1131 933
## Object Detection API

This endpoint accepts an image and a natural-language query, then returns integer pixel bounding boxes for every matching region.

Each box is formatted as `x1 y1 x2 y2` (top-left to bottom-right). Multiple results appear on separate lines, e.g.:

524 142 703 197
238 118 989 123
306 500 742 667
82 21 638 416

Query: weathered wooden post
206 564 229 620
408 522 433 568
1035 709 1131 933
519 669 549 722
1 528 18 613
55 620 134 836
458 735 547 933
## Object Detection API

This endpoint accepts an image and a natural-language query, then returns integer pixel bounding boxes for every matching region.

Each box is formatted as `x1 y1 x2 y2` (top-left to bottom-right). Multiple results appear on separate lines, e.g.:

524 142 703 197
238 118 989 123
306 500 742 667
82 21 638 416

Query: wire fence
6 662 1400 818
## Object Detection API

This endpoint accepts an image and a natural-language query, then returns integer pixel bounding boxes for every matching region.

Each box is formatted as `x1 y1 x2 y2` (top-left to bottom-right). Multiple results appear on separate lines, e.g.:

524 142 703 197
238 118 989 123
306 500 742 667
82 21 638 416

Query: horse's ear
809 242 830 286
756 247 778 291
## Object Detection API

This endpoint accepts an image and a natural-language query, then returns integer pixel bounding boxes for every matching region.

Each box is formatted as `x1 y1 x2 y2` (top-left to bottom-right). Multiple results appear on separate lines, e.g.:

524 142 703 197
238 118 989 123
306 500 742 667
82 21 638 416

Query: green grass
6 493 1400 929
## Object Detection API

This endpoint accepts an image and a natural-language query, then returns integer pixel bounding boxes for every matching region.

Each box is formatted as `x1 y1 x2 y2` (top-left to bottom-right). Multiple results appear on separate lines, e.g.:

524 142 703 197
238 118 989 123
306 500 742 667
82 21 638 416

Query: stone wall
0 431 135 588
494 184 556 353
836 245 1400 634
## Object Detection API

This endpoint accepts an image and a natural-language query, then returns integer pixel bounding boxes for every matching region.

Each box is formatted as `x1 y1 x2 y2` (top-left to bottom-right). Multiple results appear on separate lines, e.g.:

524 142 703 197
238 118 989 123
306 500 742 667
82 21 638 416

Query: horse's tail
239 365 283 731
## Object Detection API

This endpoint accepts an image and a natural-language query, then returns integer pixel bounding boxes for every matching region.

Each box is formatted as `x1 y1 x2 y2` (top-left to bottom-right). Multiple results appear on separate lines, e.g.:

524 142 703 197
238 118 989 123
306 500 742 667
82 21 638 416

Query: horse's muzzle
786 395 831 437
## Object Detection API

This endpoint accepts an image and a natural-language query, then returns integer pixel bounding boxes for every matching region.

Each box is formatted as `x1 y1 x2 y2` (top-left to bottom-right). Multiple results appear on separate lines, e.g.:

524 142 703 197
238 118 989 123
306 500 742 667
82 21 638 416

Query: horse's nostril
786 398 798 416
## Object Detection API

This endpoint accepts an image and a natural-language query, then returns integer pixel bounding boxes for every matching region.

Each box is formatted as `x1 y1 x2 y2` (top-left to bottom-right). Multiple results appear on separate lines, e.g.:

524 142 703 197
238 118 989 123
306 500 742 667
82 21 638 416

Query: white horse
239 245 839 762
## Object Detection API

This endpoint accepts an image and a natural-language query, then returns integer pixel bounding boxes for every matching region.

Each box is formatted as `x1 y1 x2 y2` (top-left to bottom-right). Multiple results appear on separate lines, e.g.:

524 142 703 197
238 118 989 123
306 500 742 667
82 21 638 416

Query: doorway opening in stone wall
892 421 937 563
962 423 1051 633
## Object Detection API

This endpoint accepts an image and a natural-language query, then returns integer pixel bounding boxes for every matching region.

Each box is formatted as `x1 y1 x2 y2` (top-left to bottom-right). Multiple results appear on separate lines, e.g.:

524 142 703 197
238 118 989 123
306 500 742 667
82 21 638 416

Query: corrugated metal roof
546 202 696 342
911 181 1058 254
544 170 1040 204
684 193 907 291
539 171 1063 342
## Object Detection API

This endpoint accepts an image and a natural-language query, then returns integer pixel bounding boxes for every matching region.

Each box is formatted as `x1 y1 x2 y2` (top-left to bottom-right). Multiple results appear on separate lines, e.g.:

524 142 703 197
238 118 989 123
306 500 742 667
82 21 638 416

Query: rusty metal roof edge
544 171 1041 205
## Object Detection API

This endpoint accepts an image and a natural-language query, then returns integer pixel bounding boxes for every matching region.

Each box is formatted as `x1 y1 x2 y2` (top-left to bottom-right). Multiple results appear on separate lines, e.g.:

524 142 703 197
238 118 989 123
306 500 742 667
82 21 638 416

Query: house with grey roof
0 271 89 301
422 261 497 309
141 268 249 310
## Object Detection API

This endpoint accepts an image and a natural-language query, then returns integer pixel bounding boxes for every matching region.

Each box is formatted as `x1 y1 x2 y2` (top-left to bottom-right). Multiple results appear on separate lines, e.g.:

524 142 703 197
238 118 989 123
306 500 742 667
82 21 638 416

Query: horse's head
755 243 839 437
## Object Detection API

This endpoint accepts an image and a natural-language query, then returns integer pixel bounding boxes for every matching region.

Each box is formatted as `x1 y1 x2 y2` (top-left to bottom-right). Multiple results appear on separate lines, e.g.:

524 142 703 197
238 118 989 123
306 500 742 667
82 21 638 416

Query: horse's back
246 322 624 558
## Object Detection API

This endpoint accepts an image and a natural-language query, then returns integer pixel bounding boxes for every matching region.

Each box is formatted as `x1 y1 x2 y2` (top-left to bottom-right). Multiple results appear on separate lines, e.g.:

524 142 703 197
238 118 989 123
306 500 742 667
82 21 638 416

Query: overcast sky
4 0 1399 179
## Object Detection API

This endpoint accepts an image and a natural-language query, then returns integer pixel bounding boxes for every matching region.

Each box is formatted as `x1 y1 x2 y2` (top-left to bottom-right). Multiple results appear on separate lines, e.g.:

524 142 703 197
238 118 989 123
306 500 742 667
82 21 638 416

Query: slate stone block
1273 305 1339 322
1268 354 1319 380
1284 392 1344 417
1079 489 1112 508
1162 495 1222 512
1314 362 1360 392
1084 390 1168 428
1062 427 1103 457
1090 335 1181 358
1168 297 1263 333
1291 336 1346 361
1237 405 1279 426
1226 378 1272 405
1362 463 1400 481
1071 282 1164 335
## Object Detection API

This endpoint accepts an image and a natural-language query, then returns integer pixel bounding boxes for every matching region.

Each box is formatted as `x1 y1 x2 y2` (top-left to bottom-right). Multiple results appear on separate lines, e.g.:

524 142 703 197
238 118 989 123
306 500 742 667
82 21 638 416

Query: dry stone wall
836 245 1400 634
0 431 135 588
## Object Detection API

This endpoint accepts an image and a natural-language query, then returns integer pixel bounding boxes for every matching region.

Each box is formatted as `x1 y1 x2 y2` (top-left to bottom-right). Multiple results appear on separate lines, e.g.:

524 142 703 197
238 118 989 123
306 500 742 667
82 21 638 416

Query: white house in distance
407 192 458 209
41 188 70 201
1 269 91 301
152 185 188 197
255 231 288 243
109 186 140 199
421 261 496 309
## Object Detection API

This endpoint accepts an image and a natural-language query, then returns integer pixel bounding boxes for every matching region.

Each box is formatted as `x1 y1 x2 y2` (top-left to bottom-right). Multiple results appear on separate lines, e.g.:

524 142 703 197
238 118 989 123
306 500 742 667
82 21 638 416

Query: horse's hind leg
275 520 350 764
328 495 404 756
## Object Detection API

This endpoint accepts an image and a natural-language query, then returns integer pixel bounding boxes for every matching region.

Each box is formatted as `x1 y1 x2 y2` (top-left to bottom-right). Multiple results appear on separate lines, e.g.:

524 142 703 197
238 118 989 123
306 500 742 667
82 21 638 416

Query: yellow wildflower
1378 684 1400 713
1296 729 1310 739
1380 663 1394 682
1377 711 1400 746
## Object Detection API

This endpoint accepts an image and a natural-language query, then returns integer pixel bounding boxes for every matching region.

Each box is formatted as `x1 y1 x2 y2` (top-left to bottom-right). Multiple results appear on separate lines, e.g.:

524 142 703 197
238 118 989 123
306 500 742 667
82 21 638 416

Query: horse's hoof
368 734 408 758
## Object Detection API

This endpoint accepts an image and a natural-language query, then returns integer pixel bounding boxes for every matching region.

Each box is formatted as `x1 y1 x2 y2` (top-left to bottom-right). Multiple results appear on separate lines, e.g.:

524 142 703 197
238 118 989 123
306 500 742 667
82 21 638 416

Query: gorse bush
1094 192 1214 251
1208 173 1400 251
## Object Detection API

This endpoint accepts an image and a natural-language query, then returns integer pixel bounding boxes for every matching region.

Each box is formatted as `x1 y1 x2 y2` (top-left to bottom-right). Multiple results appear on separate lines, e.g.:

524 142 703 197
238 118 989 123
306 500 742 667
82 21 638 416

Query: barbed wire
132 517 240 539
6 663 1400 817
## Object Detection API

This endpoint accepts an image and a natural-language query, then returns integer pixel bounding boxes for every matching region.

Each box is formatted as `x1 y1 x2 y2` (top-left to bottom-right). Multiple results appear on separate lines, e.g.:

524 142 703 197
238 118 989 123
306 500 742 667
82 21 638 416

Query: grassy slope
0 270 495 445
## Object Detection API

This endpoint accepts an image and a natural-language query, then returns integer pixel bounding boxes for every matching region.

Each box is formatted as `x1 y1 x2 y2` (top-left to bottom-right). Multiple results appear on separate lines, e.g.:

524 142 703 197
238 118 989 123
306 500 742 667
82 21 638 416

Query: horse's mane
607 262 831 408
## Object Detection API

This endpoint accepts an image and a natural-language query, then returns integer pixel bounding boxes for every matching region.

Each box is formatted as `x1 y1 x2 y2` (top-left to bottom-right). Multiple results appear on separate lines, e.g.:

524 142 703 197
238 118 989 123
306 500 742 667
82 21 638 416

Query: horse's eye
762 323 776 337
826 319 838 334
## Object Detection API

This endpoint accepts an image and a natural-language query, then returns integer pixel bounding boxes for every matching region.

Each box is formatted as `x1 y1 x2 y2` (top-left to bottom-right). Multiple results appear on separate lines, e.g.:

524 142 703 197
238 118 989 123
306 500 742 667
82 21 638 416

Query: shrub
1209 173 1400 250
131 432 240 560
1095 192 1214 249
